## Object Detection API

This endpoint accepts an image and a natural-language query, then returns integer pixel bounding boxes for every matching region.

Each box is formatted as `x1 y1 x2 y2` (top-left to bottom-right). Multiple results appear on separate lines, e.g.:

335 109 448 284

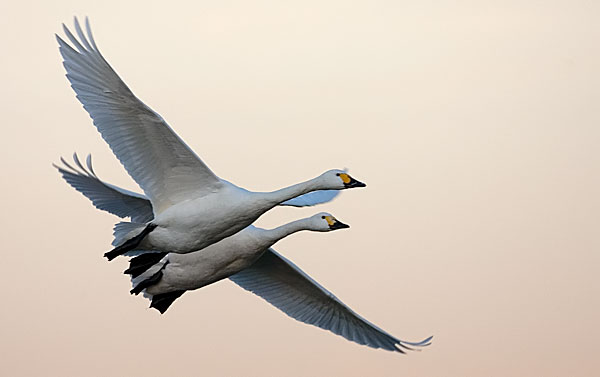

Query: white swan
130 212 349 296
56 18 366 261
56 156 432 353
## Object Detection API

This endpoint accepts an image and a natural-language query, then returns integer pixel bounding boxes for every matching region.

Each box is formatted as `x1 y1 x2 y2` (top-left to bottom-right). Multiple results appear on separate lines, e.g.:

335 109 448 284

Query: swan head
309 212 350 232
321 169 366 190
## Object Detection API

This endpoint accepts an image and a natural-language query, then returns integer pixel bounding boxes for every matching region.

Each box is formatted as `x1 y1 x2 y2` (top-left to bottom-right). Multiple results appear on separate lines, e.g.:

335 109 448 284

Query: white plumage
56 18 366 260
56 155 432 353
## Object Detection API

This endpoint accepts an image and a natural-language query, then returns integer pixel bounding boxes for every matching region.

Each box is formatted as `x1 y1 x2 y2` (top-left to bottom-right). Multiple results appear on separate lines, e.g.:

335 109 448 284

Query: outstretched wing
55 152 338 222
54 153 154 223
229 249 432 352
56 17 222 214
280 190 340 207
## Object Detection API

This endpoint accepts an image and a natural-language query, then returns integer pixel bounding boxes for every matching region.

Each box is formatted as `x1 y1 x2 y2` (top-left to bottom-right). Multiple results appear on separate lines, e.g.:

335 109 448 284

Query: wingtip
55 32 68 47
394 335 433 353
404 335 434 347
59 156 70 169
416 335 434 347
86 153 97 177
55 155 79 174
51 160 67 171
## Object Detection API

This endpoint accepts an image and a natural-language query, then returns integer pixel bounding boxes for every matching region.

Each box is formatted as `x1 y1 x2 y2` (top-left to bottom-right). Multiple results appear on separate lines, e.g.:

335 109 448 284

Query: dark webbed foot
124 252 168 278
150 291 186 314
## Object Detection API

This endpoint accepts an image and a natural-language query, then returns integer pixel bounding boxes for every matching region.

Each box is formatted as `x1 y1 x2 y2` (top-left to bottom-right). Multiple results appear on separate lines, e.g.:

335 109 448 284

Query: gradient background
1 1 598 376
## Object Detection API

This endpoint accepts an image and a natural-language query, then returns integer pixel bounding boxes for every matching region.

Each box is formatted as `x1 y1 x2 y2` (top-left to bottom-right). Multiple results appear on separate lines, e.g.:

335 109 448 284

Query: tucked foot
124 252 168 278
130 260 168 295
150 291 186 314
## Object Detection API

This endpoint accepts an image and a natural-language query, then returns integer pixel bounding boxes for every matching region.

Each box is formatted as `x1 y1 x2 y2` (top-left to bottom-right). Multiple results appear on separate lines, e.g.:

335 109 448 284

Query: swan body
138 213 347 296
131 171 348 254
56 156 432 353
56 18 365 259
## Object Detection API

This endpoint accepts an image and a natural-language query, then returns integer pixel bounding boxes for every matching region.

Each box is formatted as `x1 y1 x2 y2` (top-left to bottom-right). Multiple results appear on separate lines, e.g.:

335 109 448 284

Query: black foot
130 260 169 295
124 252 168 278
150 290 186 314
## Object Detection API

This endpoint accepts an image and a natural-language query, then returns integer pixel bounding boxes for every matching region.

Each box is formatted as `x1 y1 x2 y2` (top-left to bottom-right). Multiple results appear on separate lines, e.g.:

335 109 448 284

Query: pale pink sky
0 1 598 376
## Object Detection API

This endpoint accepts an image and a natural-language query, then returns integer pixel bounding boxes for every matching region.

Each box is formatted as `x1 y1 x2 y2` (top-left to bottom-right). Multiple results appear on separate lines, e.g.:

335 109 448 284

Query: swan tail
129 255 168 301
125 252 168 278
127 256 185 313
150 291 186 314
105 222 157 261
130 260 169 295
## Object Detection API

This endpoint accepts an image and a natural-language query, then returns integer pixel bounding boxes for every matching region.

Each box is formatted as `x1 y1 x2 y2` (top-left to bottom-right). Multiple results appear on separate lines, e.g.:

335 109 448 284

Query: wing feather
55 153 154 223
280 190 340 207
57 17 222 213
229 249 432 352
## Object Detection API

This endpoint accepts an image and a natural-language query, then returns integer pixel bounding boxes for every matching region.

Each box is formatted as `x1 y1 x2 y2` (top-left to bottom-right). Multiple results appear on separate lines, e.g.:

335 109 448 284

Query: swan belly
145 228 266 294
144 189 264 254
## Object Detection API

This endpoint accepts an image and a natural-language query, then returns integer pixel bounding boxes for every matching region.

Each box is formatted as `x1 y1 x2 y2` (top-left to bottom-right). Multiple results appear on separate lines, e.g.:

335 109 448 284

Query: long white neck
260 217 315 247
254 176 324 210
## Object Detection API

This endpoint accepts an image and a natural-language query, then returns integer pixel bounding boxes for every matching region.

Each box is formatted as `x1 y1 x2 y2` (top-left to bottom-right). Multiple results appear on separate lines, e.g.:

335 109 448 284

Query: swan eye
321 216 325 219
336 173 340 176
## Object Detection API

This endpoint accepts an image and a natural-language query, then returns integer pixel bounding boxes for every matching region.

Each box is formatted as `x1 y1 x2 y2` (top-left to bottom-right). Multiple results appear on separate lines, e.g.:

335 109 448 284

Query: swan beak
329 220 350 230
344 176 366 189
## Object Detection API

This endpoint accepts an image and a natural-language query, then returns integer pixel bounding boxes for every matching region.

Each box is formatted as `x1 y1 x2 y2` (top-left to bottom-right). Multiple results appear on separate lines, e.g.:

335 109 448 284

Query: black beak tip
346 178 366 188
330 221 350 230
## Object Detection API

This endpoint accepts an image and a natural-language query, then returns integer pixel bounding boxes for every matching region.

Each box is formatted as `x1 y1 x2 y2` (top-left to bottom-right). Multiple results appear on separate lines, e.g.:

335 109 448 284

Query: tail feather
131 256 168 289
112 221 148 246
150 291 186 314
105 223 157 261
125 252 168 278
130 260 168 295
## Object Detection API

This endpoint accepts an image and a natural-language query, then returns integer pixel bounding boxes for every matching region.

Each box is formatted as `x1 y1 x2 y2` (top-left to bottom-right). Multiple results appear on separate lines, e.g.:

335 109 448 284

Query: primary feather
54 153 153 222
230 249 432 352
57 18 222 214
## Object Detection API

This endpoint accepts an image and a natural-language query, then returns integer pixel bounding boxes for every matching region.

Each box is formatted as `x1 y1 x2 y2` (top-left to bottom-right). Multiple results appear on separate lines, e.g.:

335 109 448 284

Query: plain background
1 1 598 376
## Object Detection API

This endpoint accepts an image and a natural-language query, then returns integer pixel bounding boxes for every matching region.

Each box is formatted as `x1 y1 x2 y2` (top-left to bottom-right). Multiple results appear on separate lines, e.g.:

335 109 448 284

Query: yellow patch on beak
339 173 351 184
324 216 336 226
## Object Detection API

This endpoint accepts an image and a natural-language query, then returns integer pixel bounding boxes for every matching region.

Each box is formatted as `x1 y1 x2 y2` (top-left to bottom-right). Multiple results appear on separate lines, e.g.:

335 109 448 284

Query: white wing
280 190 340 207
229 249 432 352
55 153 154 223
57 160 427 350
56 17 222 214
56 153 337 222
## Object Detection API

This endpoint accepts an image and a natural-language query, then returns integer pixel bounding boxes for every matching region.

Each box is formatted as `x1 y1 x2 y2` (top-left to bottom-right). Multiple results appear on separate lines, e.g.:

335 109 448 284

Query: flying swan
56 18 366 261
56 156 432 353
